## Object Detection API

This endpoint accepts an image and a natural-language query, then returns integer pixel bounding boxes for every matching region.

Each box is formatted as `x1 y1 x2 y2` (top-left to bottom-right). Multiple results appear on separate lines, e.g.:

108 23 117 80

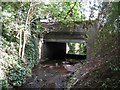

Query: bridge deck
44 39 86 43
44 32 86 43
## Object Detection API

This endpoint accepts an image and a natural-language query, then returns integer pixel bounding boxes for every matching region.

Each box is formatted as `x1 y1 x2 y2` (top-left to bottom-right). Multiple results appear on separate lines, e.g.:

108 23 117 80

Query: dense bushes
8 65 27 86
25 35 39 69
1 2 40 89
0 35 39 89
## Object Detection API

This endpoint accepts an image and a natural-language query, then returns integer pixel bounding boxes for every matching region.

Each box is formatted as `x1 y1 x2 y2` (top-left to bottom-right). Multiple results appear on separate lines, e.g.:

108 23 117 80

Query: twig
64 2 77 20
19 30 22 57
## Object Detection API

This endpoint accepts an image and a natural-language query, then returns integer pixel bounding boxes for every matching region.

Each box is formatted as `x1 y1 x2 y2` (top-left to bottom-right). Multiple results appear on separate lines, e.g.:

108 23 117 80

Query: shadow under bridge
41 31 87 60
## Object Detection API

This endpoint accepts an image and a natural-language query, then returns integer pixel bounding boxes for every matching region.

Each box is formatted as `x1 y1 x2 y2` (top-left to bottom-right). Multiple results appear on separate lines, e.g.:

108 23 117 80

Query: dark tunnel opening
42 42 87 60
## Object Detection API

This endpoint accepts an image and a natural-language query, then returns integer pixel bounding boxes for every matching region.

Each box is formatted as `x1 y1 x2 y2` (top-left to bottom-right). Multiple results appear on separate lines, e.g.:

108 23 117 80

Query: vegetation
94 2 120 88
67 42 86 55
0 1 119 90
66 2 120 89
0 1 85 89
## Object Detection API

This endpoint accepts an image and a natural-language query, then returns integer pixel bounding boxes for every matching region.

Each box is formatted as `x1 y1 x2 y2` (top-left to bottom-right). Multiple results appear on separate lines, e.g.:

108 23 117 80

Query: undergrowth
0 35 39 90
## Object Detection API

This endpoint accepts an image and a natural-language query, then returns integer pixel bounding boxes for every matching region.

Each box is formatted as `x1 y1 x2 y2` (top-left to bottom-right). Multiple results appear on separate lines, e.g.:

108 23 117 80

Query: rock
63 64 75 72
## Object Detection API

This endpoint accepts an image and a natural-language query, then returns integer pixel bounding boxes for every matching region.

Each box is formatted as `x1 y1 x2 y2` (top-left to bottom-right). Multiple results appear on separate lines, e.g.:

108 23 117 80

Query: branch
19 30 22 57
64 2 77 20
25 4 32 31
21 2 32 59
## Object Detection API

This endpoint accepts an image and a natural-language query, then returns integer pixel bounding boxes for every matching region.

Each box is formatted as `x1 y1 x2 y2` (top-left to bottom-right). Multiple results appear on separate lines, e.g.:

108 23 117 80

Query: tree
1 1 85 88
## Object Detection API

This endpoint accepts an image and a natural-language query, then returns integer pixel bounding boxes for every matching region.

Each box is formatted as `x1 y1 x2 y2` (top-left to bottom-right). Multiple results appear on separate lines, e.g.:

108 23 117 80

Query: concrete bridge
39 21 99 60
44 32 86 43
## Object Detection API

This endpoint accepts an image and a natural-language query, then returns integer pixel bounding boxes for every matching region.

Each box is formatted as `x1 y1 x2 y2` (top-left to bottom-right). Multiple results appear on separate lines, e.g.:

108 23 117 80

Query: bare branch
21 2 32 59
64 2 77 20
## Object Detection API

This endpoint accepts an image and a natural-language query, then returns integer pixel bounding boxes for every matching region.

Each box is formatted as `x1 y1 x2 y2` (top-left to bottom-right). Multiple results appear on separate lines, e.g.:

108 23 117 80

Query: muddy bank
14 59 84 89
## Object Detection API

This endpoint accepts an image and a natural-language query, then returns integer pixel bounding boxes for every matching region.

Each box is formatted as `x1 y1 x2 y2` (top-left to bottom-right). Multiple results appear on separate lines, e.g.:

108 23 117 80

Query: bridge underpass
19 21 99 89
41 32 87 60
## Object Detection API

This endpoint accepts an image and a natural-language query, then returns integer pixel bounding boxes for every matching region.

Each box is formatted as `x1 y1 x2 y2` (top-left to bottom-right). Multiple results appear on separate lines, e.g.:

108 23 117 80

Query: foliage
67 42 86 55
1 2 41 88
1 79 9 90
0 35 39 89
8 65 27 86
94 2 119 55
0 36 25 88
100 60 120 88
101 78 120 88
66 2 119 89
0 1 89 89
93 2 120 88
25 35 39 69
1 2 21 42
40 2 85 23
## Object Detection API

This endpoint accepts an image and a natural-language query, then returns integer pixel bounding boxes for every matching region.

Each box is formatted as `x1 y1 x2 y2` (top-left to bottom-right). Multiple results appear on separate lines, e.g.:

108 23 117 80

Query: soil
14 44 119 89
14 35 120 89
15 59 84 89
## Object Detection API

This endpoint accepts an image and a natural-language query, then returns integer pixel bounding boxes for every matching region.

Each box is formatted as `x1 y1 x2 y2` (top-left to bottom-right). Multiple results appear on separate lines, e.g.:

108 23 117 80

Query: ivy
8 65 27 86
25 35 39 69
1 79 9 90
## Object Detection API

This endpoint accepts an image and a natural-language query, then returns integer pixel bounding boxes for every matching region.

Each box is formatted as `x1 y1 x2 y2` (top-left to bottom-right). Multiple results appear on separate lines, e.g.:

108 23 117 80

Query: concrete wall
86 20 99 60
40 20 99 61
